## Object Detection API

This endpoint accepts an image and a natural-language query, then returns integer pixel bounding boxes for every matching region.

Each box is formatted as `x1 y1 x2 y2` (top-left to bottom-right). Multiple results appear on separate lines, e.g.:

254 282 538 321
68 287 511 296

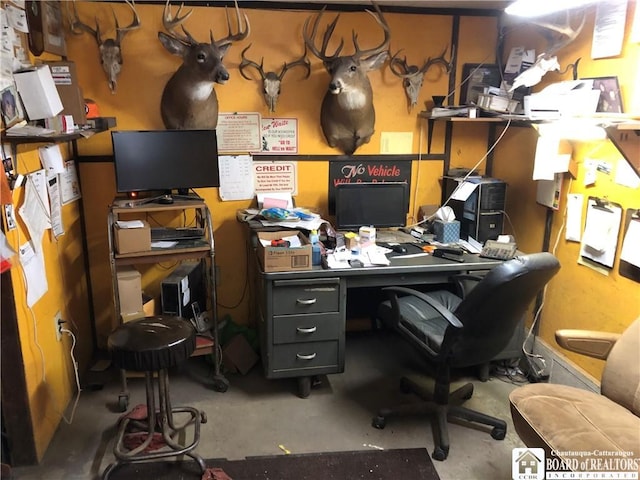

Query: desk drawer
271 341 339 372
273 313 342 344
273 278 340 315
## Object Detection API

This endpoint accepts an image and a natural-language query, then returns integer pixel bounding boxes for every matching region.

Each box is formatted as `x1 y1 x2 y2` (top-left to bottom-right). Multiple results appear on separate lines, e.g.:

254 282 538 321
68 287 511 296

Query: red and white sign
256 118 298 154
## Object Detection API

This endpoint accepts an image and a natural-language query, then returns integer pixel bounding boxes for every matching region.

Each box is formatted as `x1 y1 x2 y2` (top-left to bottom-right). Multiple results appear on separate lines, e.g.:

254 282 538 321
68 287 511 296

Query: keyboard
151 227 204 241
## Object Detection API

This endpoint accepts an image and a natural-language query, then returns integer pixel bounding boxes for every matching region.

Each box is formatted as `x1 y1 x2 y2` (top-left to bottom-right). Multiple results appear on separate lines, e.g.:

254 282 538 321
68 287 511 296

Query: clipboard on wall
619 208 640 283
579 197 622 269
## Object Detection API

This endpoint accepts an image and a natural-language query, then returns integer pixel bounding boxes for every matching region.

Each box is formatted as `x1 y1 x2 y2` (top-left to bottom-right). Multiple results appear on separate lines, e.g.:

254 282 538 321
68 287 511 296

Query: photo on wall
583 76 623 113
0 84 25 128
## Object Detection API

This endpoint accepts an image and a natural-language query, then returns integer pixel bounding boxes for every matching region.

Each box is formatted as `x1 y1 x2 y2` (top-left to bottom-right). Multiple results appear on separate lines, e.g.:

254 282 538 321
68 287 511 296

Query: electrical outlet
54 312 63 341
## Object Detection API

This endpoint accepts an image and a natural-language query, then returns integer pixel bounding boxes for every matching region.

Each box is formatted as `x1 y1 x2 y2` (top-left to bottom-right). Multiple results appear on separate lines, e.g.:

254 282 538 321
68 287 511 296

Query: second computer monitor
334 182 409 231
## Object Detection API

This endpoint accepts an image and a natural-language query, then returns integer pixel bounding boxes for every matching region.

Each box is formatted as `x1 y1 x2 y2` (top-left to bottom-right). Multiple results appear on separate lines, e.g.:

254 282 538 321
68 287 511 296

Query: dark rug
109 448 440 480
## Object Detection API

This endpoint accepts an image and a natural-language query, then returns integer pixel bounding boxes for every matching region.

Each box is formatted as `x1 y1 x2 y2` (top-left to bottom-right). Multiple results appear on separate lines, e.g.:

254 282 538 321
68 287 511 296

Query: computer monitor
334 182 409 230
111 129 219 195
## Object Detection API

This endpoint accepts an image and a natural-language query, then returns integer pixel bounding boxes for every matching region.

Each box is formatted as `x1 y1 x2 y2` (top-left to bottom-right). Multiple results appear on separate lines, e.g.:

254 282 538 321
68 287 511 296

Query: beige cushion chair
509 318 640 468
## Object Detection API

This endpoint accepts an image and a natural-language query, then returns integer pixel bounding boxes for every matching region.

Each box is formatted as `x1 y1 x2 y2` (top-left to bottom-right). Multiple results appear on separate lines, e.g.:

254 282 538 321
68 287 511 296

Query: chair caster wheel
211 375 229 393
200 411 208 424
118 394 129 412
372 416 386 429
491 427 506 440
432 446 449 461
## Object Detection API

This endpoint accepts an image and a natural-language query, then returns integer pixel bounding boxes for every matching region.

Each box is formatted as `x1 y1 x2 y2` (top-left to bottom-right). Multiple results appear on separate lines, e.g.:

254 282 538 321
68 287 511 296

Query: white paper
6 4 28 33
533 131 560 180
450 182 478 201
38 144 65 174
60 160 81 204
19 241 48 307
620 220 640 268
565 193 583 242
18 171 51 254
591 0 628 59
218 155 254 201
579 200 622 268
632 0 640 43
615 158 640 189
46 173 64 238
151 240 178 248
116 220 145 229
584 159 597 186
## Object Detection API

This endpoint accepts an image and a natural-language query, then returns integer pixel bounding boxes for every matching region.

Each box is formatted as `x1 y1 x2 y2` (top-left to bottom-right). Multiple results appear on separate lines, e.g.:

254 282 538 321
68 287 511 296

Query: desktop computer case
161 260 206 320
443 177 507 243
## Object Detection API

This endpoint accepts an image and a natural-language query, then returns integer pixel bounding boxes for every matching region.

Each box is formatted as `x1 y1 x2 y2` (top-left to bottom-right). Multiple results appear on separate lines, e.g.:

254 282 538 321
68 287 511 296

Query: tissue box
433 220 460 244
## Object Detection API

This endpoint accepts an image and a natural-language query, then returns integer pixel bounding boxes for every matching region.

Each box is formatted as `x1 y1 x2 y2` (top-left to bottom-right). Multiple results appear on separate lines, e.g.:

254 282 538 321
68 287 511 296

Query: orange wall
68 2 498 347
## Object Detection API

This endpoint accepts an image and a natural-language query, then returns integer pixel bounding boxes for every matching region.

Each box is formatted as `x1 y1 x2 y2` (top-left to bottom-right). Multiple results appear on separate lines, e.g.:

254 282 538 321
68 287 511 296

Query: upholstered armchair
373 252 561 460
510 318 640 468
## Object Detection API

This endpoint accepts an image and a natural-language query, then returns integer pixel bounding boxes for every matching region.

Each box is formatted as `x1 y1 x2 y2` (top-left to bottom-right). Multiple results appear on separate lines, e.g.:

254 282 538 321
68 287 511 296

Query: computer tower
161 261 206 320
443 176 507 243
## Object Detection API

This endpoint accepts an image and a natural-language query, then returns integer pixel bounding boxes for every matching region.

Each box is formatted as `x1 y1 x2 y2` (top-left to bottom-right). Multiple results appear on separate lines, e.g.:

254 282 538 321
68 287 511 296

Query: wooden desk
252 242 504 398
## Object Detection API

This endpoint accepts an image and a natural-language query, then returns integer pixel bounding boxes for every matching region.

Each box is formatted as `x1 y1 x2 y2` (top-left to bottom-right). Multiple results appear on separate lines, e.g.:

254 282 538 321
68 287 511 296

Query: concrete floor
11 330 527 480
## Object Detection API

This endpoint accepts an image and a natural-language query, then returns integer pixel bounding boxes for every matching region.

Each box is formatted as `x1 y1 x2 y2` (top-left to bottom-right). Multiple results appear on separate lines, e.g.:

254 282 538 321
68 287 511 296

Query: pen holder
433 220 460 244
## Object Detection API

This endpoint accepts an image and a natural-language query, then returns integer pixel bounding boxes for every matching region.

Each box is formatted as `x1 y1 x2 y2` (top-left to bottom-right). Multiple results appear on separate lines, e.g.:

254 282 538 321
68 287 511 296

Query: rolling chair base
372 376 506 460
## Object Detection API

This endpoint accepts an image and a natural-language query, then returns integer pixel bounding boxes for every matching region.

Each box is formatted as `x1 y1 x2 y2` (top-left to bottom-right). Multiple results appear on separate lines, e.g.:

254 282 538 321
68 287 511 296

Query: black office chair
372 252 561 461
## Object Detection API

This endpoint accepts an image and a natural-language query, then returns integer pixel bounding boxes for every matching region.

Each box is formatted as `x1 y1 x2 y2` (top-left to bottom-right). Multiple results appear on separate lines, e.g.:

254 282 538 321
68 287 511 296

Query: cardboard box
114 221 151 254
433 220 460 244
142 295 157 317
116 266 143 315
47 61 86 125
13 65 63 120
257 230 311 272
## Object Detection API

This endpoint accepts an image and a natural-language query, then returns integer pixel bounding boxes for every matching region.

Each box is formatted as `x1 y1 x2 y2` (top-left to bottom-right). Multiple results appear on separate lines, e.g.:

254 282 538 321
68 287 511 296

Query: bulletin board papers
258 118 298 154
579 198 622 270
60 160 81 205
218 155 254 201
254 161 297 195
217 112 261 153
619 209 640 283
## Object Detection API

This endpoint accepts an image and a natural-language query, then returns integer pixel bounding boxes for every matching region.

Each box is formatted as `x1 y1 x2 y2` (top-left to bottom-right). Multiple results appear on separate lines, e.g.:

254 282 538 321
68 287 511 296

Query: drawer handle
296 298 317 305
296 326 317 334
296 352 317 360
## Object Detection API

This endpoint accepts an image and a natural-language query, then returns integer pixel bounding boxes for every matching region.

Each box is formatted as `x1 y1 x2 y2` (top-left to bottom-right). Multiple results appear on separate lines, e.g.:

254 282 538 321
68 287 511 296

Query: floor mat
109 448 441 480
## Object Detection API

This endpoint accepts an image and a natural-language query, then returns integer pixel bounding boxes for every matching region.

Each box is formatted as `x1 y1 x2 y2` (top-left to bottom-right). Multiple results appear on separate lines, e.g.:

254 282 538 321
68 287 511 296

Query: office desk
253 246 504 398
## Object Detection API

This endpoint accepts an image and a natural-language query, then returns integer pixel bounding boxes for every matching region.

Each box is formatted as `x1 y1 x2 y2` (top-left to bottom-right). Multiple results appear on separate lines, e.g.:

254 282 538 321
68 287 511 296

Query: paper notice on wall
565 193 583 242
19 241 48 307
18 170 51 254
60 160 81 204
46 173 64 238
258 118 298 154
253 161 298 195
591 0 628 59
38 144 65 174
218 155 254 201
217 112 262 153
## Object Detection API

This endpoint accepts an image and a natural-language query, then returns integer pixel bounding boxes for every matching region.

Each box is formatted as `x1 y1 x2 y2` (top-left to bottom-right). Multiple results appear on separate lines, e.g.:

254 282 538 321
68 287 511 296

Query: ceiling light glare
505 0 593 17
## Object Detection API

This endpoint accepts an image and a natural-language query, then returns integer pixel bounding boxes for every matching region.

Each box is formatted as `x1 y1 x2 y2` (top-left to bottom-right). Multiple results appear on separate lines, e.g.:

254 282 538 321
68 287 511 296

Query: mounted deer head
304 1 390 155
389 48 452 112
69 0 141 94
510 10 586 91
158 0 250 129
239 44 311 113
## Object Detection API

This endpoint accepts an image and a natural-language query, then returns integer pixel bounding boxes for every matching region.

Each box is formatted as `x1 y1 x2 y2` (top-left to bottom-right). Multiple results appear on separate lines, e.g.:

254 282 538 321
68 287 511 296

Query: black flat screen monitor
112 130 219 194
334 182 409 230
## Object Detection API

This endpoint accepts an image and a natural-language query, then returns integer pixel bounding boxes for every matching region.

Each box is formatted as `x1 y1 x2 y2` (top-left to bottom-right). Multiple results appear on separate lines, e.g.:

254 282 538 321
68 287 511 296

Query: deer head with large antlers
158 0 249 130
389 48 452 112
509 10 586 91
69 0 141 94
304 2 390 155
239 44 311 113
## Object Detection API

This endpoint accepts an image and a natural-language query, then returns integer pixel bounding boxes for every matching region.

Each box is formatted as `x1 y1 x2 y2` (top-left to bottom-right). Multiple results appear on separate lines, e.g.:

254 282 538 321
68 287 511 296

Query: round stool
102 316 207 480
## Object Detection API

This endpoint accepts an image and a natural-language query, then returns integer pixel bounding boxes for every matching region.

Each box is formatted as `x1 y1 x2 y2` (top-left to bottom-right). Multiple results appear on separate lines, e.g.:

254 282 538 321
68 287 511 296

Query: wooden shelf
3 126 109 145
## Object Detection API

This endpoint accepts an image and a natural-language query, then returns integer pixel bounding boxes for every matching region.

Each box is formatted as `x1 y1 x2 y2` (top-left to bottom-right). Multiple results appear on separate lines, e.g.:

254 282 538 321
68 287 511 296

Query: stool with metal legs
102 316 207 480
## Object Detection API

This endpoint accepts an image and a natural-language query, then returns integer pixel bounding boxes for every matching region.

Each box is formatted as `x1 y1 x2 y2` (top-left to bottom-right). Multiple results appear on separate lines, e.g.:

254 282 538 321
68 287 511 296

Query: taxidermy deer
510 11 586 91
239 44 311 113
158 0 250 129
69 0 141 94
389 48 452 111
303 2 390 155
